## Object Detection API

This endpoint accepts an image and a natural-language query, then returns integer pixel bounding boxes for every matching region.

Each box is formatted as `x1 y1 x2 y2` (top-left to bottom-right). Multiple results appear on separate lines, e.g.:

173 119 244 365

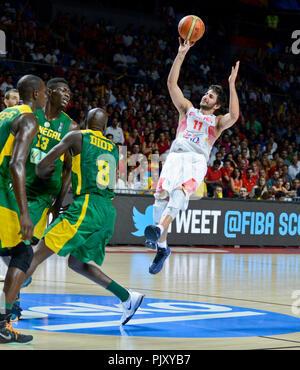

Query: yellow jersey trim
82 129 115 145
17 104 33 114
0 133 15 167
72 153 82 195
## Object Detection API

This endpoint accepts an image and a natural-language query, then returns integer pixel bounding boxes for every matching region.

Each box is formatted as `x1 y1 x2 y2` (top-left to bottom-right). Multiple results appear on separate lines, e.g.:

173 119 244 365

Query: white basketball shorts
155 151 208 201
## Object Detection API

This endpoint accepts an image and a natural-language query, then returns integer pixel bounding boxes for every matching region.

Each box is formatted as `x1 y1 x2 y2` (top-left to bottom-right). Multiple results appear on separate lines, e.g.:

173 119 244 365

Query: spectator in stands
281 164 293 183
283 181 297 199
292 178 300 197
113 47 128 71
78 110 86 129
238 186 250 200
228 167 243 198
246 113 262 136
269 157 284 178
251 176 268 199
264 136 278 156
241 148 250 167
45 48 58 65
105 117 125 145
288 155 300 180
241 167 257 194
221 159 234 197
156 132 170 155
270 177 287 196
280 149 291 166
267 170 280 189
0 75 14 93
142 132 158 159
239 158 249 176
208 150 224 168
205 160 223 197
213 185 223 199
127 128 141 150
218 132 231 153
228 143 238 158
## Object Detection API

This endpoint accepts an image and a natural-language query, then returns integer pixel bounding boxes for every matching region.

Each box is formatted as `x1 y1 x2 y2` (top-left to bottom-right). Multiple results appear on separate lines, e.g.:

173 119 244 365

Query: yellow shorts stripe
0 206 23 248
33 207 50 240
44 194 89 254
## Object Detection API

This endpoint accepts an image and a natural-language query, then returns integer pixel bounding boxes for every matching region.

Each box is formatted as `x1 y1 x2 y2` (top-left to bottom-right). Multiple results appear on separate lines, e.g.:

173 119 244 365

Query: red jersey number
193 120 203 131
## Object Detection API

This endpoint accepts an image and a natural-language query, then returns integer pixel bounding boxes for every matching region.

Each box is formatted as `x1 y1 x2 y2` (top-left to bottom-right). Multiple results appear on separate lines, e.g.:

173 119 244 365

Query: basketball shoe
120 290 145 325
149 246 171 275
144 225 161 250
0 314 33 344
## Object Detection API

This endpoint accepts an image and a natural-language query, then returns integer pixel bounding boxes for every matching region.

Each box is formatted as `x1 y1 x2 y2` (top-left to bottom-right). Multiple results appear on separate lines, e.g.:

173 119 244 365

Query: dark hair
232 167 241 179
275 191 285 200
47 77 68 90
213 159 221 166
17 74 43 101
208 84 227 107
254 187 262 197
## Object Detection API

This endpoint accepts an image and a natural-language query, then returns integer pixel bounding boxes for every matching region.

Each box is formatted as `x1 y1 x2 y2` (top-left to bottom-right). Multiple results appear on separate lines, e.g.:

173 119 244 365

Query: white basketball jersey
170 106 217 161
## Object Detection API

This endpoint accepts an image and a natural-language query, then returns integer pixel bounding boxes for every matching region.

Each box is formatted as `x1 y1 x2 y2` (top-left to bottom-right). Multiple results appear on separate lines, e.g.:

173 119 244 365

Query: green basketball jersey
0 105 33 188
26 109 72 197
72 130 119 199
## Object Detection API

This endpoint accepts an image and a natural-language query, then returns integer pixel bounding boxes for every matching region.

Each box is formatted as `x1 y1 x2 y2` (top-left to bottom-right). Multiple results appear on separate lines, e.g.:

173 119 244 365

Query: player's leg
45 193 145 325
146 153 207 274
145 193 169 250
10 196 51 321
3 244 33 306
68 255 144 325
146 187 188 274
24 238 54 282
0 243 34 344
144 161 171 250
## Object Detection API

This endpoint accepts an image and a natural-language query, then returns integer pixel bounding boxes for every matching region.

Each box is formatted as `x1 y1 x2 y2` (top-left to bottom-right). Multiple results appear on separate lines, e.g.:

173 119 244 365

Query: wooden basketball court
1 245 300 351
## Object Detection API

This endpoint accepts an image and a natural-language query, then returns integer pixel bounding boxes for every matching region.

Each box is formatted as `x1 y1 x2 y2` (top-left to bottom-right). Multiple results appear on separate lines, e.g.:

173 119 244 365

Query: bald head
86 108 108 133
17 75 43 100
17 74 46 110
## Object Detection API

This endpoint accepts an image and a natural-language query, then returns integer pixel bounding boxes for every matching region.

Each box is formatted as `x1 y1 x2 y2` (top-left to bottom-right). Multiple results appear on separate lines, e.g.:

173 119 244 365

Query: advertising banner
110 195 300 246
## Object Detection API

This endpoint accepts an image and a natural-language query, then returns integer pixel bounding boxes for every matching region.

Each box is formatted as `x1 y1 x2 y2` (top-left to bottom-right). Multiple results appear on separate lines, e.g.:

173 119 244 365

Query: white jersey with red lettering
170 106 217 162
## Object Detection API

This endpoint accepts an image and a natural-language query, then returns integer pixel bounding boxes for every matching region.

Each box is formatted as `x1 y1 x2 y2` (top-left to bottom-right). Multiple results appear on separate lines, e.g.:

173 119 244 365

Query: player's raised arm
216 61 240 133
167 38 194 116
49 120 80 219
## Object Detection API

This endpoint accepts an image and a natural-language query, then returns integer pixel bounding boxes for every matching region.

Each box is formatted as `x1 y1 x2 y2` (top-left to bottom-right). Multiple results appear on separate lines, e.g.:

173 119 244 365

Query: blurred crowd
0 1 300 200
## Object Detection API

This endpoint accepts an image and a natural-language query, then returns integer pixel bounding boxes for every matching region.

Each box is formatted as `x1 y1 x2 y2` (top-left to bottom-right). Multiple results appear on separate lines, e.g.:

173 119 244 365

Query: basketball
178 15 205 42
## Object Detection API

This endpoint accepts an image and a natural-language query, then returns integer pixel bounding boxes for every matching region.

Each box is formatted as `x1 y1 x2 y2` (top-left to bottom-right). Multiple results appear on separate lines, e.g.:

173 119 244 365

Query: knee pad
153 198 168 225
9 243 33 273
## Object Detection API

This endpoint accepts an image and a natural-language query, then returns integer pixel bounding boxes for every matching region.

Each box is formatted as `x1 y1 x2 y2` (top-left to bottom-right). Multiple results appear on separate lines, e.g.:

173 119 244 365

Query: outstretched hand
228 61 240 85
178 37 195 55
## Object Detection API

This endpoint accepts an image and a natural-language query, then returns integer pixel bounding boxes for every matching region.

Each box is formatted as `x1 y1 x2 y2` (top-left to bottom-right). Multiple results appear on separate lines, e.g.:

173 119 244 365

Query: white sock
157 240 167 249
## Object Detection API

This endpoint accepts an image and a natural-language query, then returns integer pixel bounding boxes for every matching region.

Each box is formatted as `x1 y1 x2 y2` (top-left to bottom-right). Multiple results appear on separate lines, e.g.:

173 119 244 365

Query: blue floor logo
14 293 300 338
